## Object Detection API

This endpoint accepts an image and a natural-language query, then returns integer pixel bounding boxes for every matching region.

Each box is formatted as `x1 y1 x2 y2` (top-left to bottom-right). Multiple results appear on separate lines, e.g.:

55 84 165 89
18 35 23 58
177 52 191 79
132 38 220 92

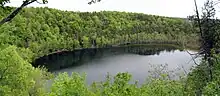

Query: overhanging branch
0 0 100 25
0 0 37 25
88 0 101 5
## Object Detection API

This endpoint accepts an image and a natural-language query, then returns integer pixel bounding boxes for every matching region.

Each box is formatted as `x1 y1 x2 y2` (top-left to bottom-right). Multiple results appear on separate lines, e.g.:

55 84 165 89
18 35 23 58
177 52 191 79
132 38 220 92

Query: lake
34 44 200 84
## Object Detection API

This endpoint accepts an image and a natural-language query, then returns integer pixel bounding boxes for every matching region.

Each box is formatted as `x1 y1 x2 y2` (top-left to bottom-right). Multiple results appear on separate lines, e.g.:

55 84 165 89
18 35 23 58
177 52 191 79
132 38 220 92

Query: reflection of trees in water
33 45 177 72
124 45 176 55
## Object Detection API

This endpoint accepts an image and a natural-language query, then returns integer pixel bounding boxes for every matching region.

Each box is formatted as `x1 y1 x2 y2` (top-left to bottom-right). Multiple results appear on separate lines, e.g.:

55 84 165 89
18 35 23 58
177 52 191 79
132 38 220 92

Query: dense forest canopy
0 0 103 24
0 7 197 60
0 0 48 24
2 0 220 95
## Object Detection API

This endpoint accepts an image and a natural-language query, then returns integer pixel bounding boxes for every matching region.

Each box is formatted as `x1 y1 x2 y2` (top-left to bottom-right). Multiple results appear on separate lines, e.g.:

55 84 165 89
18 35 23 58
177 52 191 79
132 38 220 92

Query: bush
0 46 52 96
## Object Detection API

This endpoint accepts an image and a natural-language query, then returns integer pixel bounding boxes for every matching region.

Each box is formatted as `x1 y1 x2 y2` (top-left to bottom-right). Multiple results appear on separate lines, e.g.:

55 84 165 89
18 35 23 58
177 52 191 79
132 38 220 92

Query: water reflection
34 45 199 84
34 45 178 72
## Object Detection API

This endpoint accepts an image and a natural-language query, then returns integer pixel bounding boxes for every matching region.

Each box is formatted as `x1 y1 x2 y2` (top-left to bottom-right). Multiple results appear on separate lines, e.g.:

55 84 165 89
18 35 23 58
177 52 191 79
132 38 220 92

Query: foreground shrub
49 72 184 96
0 46 52 96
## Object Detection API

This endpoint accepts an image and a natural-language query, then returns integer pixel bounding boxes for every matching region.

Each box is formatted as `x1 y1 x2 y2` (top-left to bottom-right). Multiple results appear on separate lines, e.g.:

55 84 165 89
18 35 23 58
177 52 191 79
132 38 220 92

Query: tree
0 0 101 25
0 0 10 6
0 5 196 59
0 46 52 95
186 0 220 95
0 0 48 25
192 0 220 81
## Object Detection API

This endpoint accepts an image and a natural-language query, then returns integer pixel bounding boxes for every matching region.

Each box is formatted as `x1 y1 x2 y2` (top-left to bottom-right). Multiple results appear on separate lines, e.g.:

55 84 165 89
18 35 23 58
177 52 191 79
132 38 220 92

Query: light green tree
0 46 52 96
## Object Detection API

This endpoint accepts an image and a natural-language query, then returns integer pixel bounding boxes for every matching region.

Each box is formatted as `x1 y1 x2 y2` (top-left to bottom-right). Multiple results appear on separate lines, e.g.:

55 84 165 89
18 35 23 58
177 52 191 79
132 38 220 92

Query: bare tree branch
181 65 188 75
194 0 204 41
36 0 46 4
0 0 100 25
186 53 200 66
88 0 101 5
186 50 198 55
0 0 38 25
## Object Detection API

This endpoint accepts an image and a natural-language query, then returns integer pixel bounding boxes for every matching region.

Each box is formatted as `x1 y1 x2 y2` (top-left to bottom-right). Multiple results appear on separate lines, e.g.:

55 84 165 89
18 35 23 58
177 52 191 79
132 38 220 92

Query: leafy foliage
0 7 198 59
185 0 220 95
49 72 185 96
2 1 220 96
0 0 10 6
0 46 52 96
1 45 220 95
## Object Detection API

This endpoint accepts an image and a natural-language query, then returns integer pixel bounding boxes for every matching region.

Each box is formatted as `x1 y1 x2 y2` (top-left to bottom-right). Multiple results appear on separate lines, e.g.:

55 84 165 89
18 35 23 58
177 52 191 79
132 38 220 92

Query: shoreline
36 42 199 59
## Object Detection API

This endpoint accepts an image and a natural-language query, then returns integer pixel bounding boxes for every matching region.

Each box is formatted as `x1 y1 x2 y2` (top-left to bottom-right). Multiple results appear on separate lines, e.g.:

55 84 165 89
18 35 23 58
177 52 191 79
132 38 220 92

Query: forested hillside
0 7 198 60
2 2 220 95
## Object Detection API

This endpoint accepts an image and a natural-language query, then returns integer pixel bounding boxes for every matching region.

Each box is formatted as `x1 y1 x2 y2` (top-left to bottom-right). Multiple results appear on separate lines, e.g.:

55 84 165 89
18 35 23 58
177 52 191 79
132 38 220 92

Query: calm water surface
34 45 200 84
